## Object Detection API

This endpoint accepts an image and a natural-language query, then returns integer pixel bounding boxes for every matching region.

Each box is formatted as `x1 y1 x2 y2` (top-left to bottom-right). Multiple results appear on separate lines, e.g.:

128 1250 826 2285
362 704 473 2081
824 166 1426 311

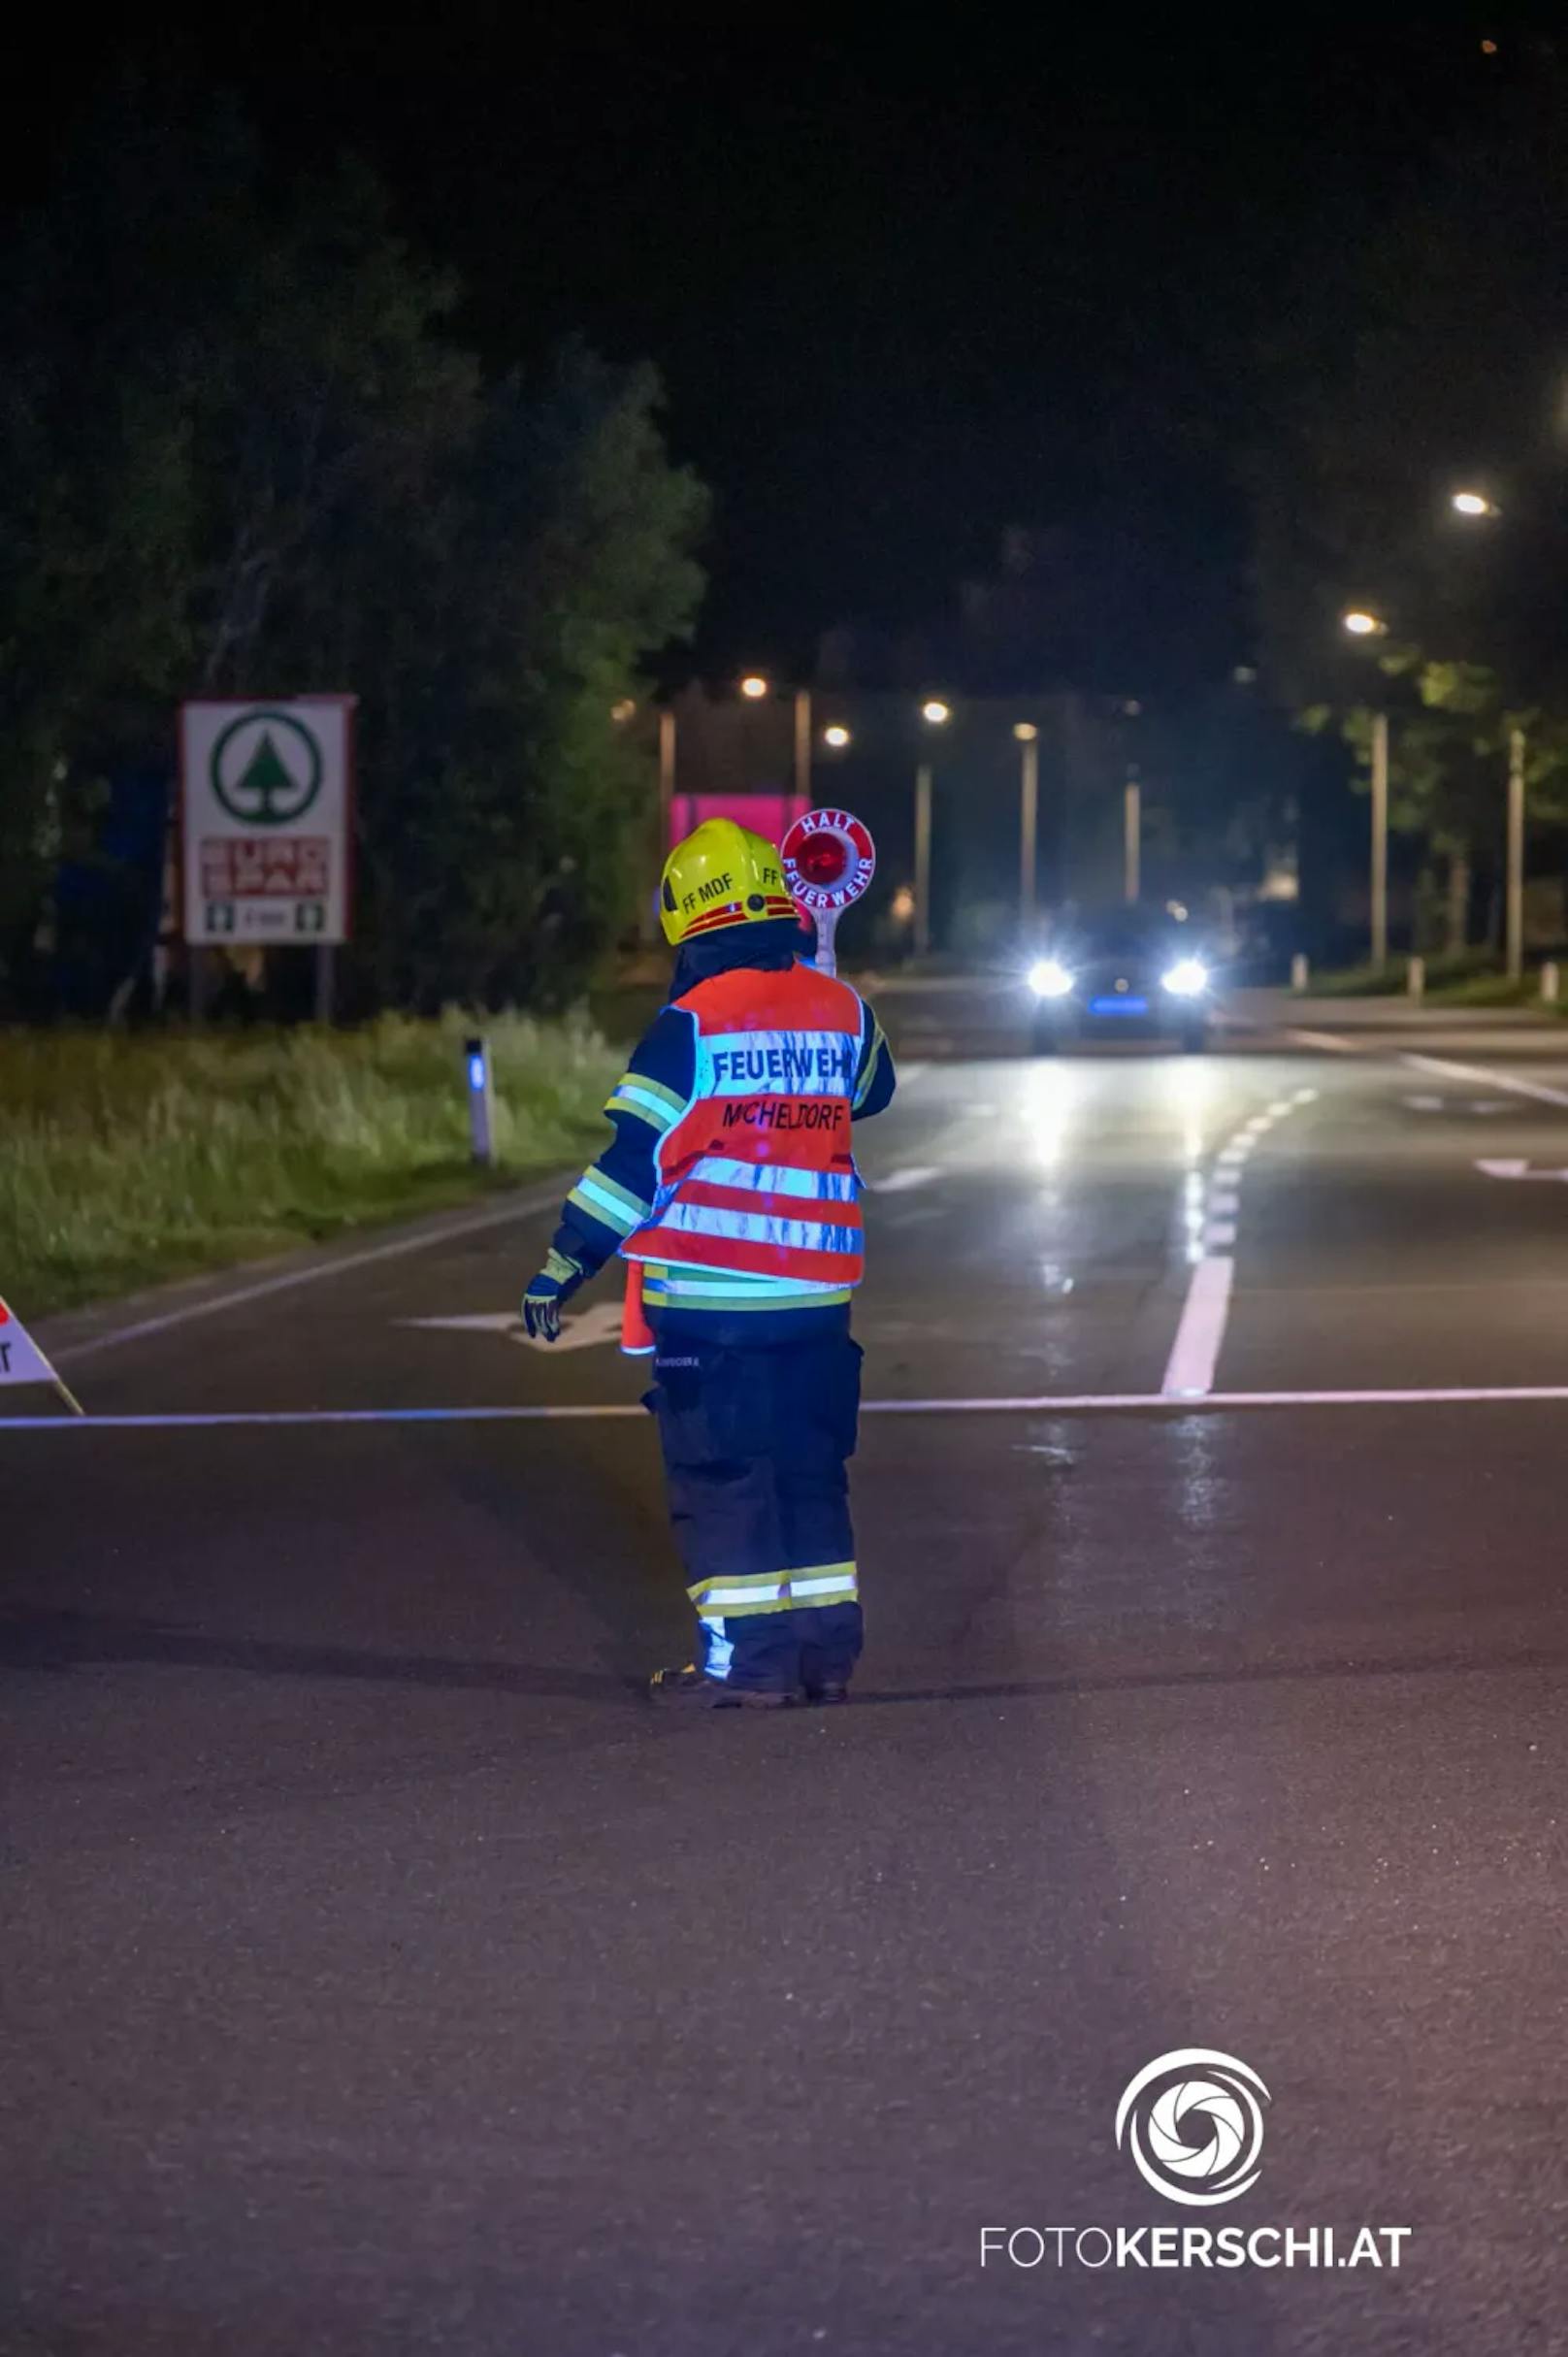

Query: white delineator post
465 1035 496 1165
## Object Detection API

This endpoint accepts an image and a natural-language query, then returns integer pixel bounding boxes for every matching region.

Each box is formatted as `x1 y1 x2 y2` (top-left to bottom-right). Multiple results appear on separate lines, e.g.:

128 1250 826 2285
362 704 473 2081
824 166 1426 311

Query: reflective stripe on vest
622 963 866 1290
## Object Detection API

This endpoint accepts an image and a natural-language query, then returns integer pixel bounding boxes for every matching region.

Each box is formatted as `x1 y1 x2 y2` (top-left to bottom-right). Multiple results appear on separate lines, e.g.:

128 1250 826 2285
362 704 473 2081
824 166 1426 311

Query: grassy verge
1302 954 1566 1009
1306 951 1500 998
1 1011 624 1317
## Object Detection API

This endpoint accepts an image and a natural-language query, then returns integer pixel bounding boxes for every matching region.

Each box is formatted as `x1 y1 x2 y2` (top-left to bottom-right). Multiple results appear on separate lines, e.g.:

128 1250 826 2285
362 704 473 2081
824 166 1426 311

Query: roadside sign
780 806 876 975
180 699 354 946
0 1296 83 1415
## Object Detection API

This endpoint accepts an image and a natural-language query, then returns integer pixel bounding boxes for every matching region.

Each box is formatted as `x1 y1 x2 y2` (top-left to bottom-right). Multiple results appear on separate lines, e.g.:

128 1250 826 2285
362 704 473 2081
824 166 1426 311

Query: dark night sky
5 9 1539 688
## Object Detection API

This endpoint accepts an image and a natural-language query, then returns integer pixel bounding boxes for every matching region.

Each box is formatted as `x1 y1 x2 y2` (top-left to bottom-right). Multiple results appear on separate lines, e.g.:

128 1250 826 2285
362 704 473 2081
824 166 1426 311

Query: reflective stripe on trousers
688 1563 859 1617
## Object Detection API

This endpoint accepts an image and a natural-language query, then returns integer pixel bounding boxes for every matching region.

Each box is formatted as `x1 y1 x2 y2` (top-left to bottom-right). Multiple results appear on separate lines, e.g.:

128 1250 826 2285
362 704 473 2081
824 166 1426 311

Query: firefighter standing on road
521 818 895 1708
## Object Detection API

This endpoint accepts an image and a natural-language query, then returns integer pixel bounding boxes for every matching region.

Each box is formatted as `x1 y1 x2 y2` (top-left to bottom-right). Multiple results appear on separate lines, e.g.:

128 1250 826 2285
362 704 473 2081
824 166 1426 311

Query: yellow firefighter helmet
658 818 799 946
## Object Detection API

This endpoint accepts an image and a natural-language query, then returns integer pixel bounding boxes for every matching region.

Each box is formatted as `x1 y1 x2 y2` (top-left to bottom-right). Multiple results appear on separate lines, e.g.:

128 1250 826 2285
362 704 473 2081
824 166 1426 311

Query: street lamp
1341 614 1391 966
739 673 769 700
913 699 951 956
1452 489 1500 518
822 723 851 749
1013 725 1039 929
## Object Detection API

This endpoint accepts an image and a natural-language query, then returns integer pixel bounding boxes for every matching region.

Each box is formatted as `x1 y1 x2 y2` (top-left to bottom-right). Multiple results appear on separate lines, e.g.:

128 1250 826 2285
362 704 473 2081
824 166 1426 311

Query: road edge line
1405 1053 1568 1112
51 1180 570 1366
15 1384 1568 1430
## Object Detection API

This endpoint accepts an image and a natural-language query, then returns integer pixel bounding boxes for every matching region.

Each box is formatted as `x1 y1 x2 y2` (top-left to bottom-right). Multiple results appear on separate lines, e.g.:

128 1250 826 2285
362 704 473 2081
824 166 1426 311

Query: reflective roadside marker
465 1035 495 1166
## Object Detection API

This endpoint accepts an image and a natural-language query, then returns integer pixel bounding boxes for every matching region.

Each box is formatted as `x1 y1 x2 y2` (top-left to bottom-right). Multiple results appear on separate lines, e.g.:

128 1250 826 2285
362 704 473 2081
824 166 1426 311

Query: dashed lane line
1160 1256 1235 1397
1163 1083 1319 1395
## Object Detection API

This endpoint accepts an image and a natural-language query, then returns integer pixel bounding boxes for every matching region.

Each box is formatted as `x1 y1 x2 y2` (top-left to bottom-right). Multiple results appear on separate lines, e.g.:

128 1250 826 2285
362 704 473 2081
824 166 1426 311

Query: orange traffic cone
621 1261 656 1357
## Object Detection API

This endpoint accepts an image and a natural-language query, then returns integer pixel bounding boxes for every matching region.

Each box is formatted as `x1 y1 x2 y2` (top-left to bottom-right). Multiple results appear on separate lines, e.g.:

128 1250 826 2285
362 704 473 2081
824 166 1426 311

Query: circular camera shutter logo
1115 2049 1269 2207
210 710 323 827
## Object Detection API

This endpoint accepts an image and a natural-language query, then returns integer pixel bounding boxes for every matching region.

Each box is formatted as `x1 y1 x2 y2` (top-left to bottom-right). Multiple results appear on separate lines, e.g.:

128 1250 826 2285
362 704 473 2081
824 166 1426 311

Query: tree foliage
1248 55 1568 925
0 77 707 1012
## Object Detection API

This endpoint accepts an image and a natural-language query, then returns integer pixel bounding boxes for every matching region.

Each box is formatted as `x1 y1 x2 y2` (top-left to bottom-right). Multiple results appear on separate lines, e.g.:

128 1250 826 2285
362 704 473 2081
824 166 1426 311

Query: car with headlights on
1026 905 1216 1052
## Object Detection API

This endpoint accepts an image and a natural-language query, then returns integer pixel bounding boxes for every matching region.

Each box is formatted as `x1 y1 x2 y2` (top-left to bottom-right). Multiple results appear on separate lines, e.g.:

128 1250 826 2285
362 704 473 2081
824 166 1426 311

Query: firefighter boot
648 1663 794 1710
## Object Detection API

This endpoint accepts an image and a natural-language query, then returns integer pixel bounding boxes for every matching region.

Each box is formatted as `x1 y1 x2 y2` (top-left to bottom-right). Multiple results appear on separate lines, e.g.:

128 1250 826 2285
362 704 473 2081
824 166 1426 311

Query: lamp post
1450 494 1527 971
1507 725 1526 982
914 700 950 959
793 688 812 808
1123 772 1141 904
1369 709 1389 970
1014 722 1039 930
1342 609 1390 966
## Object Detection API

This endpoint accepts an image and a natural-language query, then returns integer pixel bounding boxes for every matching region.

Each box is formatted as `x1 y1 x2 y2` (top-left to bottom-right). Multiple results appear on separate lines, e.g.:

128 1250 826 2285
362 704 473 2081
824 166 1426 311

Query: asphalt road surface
11 986 1568 2354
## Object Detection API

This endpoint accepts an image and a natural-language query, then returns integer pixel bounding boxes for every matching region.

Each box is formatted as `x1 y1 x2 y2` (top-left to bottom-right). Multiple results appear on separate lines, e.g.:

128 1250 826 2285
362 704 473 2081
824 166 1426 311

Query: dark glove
521 1247 587 1343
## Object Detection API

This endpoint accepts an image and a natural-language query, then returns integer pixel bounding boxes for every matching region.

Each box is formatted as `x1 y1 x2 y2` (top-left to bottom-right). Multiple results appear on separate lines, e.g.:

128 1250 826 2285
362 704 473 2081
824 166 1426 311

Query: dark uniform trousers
647 1329 865 1692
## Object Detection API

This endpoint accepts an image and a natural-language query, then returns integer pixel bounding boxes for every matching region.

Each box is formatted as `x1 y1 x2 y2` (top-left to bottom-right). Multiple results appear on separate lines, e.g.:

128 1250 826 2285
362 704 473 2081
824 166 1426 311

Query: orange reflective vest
621 962 866 1290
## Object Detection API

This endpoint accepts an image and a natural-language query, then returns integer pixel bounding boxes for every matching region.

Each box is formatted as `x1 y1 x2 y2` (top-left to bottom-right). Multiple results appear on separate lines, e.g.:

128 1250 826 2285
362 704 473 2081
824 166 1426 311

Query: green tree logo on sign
210 709 324 826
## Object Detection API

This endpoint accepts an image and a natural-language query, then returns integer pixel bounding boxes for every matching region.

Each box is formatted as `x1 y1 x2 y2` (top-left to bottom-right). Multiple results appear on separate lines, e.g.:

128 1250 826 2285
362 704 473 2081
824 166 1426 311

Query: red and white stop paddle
780 807 876 977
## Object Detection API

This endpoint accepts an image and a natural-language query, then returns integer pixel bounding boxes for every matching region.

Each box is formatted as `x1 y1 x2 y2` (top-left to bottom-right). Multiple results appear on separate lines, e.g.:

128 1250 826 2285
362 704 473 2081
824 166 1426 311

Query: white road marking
872 1166 941 1193
399 1303 626 1351
1201 1220 1238 1249
1207 1187 1241 1216
1288 1029 1355 1052
1406 1054 1568 1112
53 1180 569 1365
897 1061 931 1083
1402 1094 1446 1111
1161 1255 1234 1397
19 1383 1568 1429
1474 1159 1568 1184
